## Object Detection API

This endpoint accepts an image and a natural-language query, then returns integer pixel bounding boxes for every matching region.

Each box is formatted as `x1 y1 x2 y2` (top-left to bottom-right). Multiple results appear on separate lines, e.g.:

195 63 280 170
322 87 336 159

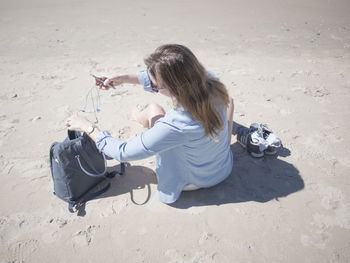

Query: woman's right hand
95 75 123 90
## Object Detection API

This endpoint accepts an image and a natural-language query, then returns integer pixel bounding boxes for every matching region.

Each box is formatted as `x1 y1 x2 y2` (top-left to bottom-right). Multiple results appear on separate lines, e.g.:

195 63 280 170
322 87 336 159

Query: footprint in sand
41 217 68 244
320 186 344 211
72 225 99 248
41 74 57 81
47 217 68 228
304 86 330 97
0 115 17 138
300 232 330 249
0 159 15 175
112 198 129 213
296 133 329 159
117 126 131 140
320 125 343 144
0 216 10 236
6 239 39 263
99 198 129 217
0 213 46 246
198 231 219 245
301 185 350 249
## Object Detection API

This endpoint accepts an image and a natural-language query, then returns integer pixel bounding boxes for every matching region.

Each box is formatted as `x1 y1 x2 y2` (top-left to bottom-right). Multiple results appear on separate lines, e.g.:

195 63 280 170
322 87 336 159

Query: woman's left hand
65 114 93 132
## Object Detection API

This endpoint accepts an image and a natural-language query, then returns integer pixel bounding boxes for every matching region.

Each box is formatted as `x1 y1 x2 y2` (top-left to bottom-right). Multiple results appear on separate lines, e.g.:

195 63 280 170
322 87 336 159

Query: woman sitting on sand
66 44 234 204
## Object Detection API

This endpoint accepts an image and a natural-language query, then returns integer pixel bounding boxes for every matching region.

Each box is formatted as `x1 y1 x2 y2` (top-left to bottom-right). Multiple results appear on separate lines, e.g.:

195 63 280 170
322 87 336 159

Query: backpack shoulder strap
68 182 111 213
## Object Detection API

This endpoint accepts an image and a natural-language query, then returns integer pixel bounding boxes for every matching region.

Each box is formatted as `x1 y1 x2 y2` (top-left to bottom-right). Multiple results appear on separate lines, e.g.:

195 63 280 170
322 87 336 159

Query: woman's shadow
171 121 303 209
79 121 303 214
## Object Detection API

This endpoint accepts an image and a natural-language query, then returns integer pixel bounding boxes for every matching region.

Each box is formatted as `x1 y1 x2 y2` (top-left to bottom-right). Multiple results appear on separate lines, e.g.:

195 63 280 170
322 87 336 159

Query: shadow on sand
77 121 303 214
171 142 303 209
76 164 157 216
171 121 303 209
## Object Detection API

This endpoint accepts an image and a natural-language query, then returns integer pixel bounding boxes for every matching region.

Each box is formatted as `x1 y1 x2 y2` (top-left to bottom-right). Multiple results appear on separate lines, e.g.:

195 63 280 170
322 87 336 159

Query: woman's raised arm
95 74 140 90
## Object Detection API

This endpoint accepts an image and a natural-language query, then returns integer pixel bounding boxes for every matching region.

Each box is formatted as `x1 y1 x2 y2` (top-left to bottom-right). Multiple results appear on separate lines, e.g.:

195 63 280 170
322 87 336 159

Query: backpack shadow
98 163 157 204
75 163 157 216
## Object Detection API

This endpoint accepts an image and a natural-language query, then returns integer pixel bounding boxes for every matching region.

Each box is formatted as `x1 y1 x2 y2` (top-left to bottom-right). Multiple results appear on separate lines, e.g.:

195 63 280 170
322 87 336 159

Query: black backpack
49 130 125 213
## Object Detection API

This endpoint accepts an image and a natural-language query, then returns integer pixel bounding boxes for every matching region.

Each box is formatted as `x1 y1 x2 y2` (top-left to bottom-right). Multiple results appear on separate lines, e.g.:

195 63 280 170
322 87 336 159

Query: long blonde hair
144 44 230 138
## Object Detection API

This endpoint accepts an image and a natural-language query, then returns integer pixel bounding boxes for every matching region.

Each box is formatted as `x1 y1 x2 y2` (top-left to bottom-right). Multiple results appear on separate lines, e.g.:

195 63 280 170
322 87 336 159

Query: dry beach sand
0 0 350 262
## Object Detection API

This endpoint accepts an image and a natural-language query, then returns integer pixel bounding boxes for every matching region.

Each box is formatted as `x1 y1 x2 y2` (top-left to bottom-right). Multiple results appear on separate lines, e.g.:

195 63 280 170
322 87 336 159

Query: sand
0 0 350 262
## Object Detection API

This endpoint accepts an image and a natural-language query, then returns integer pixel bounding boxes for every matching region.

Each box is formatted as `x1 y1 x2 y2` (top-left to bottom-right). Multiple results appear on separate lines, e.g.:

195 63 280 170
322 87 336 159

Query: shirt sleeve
137 70 156 93
95 121 187 162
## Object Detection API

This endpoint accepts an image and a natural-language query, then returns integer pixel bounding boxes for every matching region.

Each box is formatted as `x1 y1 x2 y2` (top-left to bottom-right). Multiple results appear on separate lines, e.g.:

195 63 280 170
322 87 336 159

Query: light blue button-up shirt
95 70 233 203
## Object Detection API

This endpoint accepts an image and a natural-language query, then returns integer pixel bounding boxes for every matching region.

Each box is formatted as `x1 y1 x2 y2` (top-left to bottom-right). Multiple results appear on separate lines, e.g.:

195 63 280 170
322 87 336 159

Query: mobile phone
90 74 116 89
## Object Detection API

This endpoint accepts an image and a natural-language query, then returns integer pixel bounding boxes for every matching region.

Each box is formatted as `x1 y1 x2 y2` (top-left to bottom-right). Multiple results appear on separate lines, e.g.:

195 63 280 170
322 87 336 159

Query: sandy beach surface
1 0 350 262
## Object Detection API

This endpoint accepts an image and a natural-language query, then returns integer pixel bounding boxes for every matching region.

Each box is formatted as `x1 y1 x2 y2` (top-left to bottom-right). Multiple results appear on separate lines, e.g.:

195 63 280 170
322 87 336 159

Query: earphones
81 82 101 124
80 73 115 124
